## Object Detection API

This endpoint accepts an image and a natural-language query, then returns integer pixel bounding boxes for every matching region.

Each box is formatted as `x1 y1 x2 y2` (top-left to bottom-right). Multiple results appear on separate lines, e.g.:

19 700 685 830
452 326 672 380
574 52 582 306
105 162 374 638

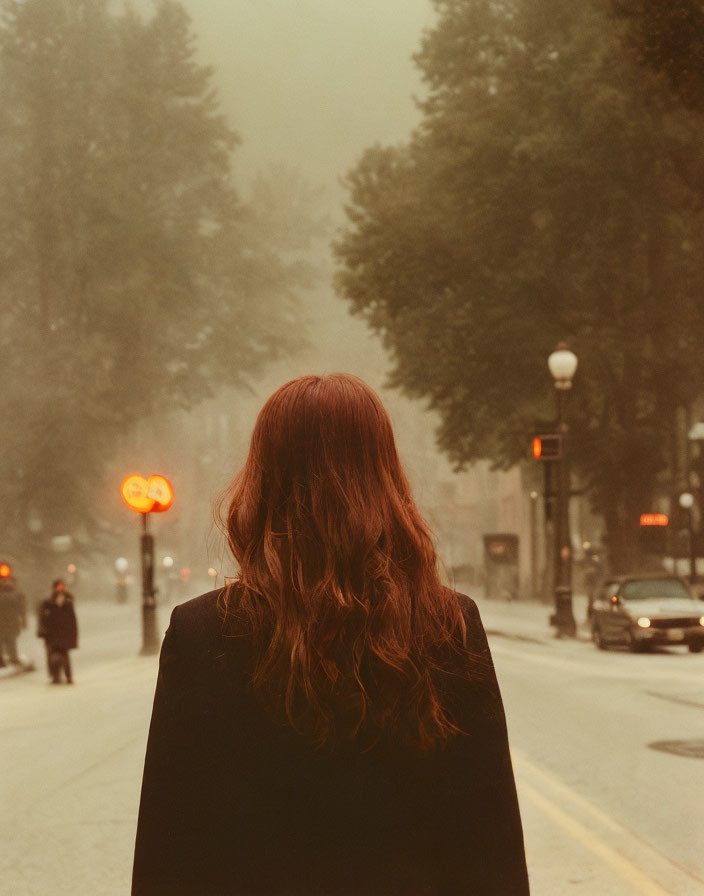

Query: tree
609 0 704 113
335 0 704 571
0 0 316 582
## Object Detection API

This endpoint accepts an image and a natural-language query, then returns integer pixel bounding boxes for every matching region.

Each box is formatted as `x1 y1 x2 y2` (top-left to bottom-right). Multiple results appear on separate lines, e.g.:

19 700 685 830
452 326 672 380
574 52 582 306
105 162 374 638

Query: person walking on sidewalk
38 580 78 684
0 572 26 666
133 374 529 895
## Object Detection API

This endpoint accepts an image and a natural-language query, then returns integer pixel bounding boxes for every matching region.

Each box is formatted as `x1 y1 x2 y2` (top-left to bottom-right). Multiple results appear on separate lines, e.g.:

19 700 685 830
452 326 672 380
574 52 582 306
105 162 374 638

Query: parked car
591 574 704 653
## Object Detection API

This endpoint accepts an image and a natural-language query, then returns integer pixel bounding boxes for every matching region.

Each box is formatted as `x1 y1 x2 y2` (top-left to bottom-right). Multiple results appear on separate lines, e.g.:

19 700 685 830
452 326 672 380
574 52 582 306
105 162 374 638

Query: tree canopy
335 0 704 569
610 0 704 112
0 0 318 575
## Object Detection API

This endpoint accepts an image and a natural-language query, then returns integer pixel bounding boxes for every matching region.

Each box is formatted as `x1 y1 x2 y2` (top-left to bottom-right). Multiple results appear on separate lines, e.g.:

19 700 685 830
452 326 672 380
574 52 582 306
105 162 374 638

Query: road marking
518 778 672 896
514 752 622 834
514 750 704 894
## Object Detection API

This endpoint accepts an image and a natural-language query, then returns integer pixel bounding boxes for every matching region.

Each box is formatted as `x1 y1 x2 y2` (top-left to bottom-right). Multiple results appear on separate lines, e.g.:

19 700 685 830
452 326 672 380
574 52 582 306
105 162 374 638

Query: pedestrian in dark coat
0 576 25 665
38 579 78 684
132 375 529 896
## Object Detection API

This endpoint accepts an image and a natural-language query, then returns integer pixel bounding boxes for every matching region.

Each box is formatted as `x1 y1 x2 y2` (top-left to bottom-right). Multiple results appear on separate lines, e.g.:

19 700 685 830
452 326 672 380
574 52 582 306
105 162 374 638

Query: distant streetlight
162 556 174 569
548 342 578 637
115 557 129 575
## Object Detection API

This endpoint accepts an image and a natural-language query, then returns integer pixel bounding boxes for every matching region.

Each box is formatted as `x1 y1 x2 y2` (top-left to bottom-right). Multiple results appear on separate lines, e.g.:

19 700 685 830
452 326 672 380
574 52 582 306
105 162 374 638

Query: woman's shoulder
441 587 482 628
168 587 228 641
163 586 251 681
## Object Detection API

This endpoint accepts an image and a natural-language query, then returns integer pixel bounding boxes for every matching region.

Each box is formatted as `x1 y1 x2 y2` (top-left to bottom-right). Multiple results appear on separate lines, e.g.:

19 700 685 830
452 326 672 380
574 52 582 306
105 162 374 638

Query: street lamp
548 342 578 637
120 473 174 655
679 491 696 584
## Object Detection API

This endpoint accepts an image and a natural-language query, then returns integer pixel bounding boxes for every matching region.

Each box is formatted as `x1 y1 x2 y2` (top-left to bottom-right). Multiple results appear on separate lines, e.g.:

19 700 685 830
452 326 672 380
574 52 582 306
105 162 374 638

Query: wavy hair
221 374 476 752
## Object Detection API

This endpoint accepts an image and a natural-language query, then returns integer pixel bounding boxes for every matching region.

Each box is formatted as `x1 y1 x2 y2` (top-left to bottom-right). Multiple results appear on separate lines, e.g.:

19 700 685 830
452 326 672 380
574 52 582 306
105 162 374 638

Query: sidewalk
470 591 592 644
0 659 35 681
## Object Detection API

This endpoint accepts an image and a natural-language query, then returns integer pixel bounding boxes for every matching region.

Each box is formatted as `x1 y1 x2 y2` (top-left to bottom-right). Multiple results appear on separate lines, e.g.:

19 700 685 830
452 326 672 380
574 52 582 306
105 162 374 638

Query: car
591 574 704 653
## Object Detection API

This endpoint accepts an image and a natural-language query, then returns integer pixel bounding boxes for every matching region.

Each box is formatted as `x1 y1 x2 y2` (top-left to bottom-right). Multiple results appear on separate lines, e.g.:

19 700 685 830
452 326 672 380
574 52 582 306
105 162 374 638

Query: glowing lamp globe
147 475 174 512
548 343 578 389
121 475 155 513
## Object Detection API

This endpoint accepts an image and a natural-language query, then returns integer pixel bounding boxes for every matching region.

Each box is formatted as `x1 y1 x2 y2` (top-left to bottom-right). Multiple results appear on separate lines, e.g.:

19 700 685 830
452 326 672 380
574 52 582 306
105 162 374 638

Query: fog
181 1 433 187
3 3 704 894
116 0 464 593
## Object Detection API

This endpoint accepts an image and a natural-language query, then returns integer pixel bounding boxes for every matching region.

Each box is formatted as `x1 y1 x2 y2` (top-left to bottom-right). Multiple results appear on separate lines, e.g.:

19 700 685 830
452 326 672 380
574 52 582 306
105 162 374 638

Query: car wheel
593 624 607 650
688 642 703 654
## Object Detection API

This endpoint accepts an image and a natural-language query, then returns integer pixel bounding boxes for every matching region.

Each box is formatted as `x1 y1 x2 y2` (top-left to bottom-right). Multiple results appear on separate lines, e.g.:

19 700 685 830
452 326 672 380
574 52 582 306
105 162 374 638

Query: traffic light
532 434 562 460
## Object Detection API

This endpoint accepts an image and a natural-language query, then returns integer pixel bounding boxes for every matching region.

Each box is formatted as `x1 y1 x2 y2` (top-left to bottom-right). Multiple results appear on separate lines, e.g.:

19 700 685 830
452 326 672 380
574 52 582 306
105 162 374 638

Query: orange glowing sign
0 563 11 578
639 513 669 527
121 474 174 514
147 475 174 512
121 475 155 513
532 437 542 459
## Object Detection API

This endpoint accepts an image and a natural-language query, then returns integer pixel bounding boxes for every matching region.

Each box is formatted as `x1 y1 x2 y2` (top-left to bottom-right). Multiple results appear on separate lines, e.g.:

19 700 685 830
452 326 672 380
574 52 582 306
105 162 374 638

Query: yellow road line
514 752 624 835
518 778 673 896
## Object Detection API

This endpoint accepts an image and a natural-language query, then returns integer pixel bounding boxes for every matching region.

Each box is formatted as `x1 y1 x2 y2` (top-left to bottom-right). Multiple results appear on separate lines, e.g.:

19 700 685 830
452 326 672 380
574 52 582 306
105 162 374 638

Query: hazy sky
169 1 458 492
178 0 434 188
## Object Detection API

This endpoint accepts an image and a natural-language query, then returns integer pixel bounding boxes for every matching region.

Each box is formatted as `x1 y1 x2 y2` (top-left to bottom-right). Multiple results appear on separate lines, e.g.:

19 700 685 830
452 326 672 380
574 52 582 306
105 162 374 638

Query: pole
140 512 159 655
530 492 539 599
552 388 577 637
688 506 696 585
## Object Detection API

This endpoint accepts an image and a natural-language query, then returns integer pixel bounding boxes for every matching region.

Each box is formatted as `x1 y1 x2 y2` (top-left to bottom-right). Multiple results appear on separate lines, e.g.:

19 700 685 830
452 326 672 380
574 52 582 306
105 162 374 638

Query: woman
132 374 529 895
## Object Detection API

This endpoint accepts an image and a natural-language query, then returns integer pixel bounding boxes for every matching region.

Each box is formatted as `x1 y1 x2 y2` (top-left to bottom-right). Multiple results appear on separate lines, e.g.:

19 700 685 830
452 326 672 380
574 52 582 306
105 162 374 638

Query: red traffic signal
532 434 562 460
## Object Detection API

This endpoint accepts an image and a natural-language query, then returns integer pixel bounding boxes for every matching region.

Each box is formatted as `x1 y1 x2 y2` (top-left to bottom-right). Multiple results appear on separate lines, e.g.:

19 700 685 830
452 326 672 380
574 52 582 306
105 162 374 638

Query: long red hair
222 374 475 752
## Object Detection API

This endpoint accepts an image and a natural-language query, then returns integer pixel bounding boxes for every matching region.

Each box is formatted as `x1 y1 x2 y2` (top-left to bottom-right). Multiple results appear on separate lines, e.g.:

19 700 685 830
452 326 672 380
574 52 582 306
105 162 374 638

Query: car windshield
620 579 692 601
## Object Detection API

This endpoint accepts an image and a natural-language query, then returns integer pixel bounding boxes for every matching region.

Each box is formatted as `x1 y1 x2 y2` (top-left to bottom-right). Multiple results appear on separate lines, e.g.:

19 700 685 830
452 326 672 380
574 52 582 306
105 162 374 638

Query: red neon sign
639 513 669 527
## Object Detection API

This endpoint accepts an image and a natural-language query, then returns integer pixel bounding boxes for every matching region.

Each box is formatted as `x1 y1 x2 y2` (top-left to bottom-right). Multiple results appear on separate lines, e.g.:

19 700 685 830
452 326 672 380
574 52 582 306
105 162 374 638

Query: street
482 599 704 895
1 595 703 895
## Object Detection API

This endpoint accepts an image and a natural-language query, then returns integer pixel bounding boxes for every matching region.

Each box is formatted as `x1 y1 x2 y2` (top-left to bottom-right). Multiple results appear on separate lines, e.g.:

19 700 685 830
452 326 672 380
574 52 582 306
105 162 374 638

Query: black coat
39 596 78 650
0 585 25 636
132 589 529 896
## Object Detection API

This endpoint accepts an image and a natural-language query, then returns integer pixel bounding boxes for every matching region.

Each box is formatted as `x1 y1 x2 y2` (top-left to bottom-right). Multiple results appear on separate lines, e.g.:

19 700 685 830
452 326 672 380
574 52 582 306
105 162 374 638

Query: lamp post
679 491 695 584
548 342 578 637
686 422 704 583
529 490 539 599
120 474 174 655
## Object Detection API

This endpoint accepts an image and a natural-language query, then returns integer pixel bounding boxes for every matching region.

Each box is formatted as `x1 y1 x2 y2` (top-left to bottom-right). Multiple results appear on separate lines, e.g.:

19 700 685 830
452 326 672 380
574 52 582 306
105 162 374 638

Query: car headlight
637 617 651 628
699 616 704 626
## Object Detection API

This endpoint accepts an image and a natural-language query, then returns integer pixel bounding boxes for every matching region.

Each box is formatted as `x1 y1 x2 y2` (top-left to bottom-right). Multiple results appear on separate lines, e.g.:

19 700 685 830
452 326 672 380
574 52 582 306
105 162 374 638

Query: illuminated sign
147 475 174 513
639 513 669 527
121 475 155 513
121 474 174 514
